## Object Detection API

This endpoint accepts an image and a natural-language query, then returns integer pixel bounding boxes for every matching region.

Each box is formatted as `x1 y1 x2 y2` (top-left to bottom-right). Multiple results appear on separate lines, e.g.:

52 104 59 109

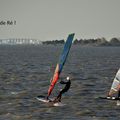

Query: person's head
66 76 70 81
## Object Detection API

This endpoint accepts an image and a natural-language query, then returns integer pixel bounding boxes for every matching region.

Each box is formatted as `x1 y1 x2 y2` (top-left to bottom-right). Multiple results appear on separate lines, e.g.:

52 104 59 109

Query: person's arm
60 80 67 84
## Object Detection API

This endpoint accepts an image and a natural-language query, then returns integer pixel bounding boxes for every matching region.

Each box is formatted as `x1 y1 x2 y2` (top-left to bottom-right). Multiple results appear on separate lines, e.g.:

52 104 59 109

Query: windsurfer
117 85 120 99
53 76 71 102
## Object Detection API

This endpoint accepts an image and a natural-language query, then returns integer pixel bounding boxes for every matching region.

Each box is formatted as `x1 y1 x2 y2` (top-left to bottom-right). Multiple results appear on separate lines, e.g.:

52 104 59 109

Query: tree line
42 37 120 46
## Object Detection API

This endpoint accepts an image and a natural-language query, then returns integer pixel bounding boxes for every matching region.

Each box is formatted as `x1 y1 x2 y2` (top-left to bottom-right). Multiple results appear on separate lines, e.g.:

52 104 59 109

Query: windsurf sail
108 68 120 97
47 33 75 97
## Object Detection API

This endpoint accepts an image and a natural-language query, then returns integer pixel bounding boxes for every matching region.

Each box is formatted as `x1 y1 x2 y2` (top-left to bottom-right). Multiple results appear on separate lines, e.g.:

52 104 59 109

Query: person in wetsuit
53 76 71 102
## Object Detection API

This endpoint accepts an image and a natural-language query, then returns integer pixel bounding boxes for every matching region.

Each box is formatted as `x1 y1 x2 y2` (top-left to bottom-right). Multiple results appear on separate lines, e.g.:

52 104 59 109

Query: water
0 45 120 120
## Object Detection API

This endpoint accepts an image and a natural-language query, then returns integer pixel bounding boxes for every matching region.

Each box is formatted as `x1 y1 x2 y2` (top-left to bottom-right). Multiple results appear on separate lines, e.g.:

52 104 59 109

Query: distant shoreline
42 37 120 46
0 37 120 46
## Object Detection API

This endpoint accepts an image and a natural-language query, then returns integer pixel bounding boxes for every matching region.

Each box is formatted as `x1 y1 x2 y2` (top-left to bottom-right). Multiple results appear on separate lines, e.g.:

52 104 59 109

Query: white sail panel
111 79 120 91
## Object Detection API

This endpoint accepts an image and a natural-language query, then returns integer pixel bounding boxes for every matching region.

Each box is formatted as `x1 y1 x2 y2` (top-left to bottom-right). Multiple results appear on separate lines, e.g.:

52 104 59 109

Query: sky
0 0 120 41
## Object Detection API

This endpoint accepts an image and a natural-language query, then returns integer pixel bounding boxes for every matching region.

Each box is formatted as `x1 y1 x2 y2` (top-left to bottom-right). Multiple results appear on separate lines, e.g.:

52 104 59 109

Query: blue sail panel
59 33 75 73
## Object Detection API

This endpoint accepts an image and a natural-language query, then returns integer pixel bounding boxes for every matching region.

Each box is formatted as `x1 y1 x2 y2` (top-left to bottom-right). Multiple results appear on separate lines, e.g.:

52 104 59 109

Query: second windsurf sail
108 68 120 97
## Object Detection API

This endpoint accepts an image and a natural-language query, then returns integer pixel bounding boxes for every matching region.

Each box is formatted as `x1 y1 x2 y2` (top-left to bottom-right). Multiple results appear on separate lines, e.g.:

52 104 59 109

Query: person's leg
54 88 67 102
53 90 62 102
56 91 62 100
118 90 120 98
56 94 62 102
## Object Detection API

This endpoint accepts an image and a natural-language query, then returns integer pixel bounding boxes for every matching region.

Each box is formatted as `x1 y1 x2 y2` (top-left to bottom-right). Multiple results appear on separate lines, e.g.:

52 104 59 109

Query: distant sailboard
37 33 75 105
100 68 120 105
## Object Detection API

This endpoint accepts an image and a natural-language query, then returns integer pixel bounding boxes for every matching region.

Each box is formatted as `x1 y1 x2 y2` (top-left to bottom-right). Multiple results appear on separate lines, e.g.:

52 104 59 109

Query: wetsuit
118 89 120 99
55 79 71 102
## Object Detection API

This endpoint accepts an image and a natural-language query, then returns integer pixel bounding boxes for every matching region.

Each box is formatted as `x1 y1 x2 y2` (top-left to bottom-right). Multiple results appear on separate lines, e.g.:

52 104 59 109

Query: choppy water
0 45 120 120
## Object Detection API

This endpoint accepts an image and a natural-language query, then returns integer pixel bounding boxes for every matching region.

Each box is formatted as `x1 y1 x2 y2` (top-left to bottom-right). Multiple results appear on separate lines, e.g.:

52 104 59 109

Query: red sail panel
48 64 59 97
